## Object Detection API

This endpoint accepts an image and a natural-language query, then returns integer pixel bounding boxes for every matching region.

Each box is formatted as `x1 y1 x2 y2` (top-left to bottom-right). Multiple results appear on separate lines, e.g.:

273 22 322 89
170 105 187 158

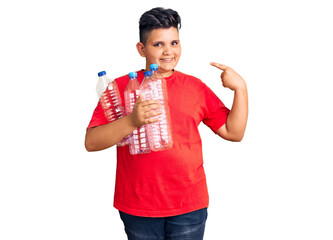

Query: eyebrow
152 40 179 44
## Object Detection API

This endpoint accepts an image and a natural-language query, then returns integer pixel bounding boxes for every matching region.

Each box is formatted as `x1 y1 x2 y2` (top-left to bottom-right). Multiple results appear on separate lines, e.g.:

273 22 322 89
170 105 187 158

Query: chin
160 63 177 71
159 67 174 74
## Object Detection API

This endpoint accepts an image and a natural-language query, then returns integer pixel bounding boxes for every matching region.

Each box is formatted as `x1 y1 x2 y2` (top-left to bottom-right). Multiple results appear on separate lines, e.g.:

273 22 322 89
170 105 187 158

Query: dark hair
139 7 181 45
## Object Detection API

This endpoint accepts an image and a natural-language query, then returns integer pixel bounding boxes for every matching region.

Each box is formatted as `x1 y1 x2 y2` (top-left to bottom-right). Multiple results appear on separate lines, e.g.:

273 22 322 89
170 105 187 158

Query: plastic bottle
96 71 128 146
124 72 150 155
139 66 173 151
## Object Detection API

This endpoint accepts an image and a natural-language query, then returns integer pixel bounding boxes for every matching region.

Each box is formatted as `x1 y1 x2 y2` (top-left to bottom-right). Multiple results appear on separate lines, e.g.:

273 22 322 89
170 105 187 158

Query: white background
1 0 332 239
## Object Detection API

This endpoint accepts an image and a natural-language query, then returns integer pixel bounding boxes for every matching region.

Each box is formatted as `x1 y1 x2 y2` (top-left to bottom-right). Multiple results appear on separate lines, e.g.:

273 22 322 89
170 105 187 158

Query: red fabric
87 70 230 217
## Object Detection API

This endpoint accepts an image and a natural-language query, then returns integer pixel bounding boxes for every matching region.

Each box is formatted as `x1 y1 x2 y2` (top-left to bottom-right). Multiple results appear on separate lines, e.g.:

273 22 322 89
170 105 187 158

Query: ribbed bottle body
140 70 173 151
124 73 150 154
96 71 129 146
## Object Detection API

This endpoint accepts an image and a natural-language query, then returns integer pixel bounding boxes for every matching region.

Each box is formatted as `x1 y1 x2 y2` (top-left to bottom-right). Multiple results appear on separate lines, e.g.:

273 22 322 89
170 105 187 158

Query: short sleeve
202 84 230 133
86 101 108 129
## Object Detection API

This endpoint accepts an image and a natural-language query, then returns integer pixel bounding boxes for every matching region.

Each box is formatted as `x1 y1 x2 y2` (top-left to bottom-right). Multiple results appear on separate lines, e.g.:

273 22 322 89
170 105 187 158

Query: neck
161 70 174 78
143 69 174 78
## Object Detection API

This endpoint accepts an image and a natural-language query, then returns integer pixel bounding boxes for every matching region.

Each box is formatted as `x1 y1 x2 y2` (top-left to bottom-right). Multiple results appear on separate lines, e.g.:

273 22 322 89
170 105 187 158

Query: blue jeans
119 208 208 240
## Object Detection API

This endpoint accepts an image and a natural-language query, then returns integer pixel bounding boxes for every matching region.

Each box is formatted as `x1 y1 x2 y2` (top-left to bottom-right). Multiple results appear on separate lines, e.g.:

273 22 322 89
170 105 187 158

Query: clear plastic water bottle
139 66 173 151
96 71 128 146
124 72 150 155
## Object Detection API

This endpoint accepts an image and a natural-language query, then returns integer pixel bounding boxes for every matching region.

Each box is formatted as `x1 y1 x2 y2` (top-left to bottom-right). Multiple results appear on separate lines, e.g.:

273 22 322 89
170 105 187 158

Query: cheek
174 48 181 57
148 52 161 61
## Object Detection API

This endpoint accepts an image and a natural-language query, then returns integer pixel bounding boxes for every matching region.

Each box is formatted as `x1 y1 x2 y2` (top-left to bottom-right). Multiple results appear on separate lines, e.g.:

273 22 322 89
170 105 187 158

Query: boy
85 7 248 240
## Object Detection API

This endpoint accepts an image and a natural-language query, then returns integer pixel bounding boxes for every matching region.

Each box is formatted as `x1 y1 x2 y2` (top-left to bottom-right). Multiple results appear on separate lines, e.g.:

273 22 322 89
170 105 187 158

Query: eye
172 41 179 46
154 42 162 47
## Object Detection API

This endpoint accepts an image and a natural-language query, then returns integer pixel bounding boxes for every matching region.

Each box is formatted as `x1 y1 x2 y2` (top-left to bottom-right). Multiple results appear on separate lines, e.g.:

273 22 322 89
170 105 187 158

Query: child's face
137 27 181 77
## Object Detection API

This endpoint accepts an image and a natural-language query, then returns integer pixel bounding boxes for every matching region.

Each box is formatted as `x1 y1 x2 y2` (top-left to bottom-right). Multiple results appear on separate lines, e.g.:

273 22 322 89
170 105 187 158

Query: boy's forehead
147 27 179 41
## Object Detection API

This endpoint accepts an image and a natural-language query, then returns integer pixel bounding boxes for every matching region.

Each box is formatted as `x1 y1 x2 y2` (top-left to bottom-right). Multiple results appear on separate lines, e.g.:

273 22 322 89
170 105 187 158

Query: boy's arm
85 115 136 152
210 62 248 142
85 95 161 151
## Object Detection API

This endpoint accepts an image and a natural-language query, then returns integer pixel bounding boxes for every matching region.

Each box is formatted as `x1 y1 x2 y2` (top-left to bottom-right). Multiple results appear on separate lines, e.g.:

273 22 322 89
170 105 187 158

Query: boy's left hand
210 62 246 91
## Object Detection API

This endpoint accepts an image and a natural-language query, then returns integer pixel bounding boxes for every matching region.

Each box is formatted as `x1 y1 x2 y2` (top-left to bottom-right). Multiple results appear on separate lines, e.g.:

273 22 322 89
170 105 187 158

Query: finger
145 103 161 111
146 110 162 118
210 62 229 71
140 99 161 108
142 111 161 124
148 118 160 124
144 117 160 124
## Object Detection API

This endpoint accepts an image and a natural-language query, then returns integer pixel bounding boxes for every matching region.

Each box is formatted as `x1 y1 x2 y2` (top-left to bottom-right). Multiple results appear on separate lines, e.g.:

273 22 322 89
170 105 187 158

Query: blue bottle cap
150 64 158 71
129 72 137 79
144 71 152 77
98 71 106 77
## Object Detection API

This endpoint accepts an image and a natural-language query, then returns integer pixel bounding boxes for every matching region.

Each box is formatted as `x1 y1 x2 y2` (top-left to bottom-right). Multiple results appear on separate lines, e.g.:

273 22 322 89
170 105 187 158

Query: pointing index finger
210 62 228 71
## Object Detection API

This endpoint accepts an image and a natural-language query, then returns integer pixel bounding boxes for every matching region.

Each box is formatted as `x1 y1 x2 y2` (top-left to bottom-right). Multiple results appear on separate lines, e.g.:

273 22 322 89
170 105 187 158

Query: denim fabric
119 208 208 240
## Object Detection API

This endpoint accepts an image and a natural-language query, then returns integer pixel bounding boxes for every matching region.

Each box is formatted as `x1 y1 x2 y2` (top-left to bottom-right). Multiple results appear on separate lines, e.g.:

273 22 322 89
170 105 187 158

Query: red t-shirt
87 70 230 217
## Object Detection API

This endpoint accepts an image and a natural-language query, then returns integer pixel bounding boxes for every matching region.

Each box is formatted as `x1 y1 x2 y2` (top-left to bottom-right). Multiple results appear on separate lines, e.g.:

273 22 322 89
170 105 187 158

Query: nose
163 45 172 55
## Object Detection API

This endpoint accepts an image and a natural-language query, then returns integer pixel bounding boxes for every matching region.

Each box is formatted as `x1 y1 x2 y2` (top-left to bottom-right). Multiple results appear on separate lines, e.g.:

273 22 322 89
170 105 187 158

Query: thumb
136 93 143 103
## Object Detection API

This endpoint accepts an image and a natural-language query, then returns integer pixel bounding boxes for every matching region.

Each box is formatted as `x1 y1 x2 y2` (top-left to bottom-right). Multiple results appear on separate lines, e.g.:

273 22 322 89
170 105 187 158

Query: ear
136 42 146 57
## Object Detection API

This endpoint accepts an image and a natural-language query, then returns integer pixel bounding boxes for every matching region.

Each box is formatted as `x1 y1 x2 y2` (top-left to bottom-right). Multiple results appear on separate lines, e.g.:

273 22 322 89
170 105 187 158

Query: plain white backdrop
1 0 332 239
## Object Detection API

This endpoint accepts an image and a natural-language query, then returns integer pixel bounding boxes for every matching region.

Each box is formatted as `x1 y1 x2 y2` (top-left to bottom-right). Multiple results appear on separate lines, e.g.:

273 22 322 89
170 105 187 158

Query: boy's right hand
129 94 162 128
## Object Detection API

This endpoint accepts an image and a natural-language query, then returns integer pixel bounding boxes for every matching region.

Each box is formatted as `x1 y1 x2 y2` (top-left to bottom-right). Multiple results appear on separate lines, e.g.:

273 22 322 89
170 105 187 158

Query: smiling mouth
160 58 174 62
